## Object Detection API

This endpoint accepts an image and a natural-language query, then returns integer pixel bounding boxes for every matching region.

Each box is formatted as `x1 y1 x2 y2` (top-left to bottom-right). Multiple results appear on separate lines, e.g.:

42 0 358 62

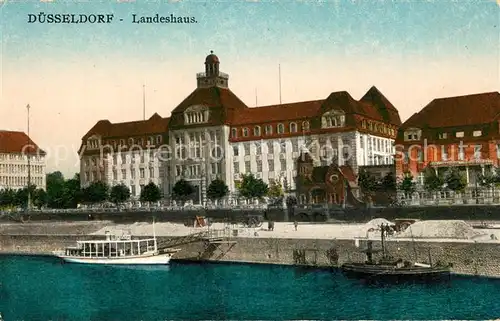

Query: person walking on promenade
294 220 298 231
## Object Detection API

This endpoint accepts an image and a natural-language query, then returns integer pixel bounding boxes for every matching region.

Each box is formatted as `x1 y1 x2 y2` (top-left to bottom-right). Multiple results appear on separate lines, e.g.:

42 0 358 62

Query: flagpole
142 84 146 120
278 64 282 104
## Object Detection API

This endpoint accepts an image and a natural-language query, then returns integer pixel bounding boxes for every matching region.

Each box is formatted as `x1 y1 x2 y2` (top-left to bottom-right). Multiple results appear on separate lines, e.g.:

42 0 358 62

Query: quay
2 220 500 278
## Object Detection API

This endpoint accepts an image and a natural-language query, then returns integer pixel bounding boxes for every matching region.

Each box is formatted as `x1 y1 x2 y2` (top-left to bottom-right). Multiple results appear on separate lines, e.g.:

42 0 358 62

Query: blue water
1 255 500 320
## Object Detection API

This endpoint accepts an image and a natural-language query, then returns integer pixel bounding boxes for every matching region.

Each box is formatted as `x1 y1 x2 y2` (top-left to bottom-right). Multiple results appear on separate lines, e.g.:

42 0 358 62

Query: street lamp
26 104 32 212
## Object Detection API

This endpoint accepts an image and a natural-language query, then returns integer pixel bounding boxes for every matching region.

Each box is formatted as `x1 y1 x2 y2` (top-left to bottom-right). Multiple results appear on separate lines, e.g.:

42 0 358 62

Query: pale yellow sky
1 54 498 176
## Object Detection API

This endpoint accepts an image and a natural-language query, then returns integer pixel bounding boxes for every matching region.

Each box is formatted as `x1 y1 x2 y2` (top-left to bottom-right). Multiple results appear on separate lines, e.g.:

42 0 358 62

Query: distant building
0 130 46 190
80 51 402 204
395 92 500 186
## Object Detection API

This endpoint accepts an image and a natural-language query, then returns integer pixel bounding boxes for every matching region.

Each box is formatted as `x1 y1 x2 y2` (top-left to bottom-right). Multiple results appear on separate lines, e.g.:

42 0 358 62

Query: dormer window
277 123 284 134
156 135 162 144
128 138 134 145
184 105 209 125
302 121 310 132
265 125 273 135
456 131 464 138
243 128 249 137
322 110 345 128
254 126 261 136
473 130 482 137
231 128 237 138
120 139 125 146
404 128 421 141
290 122 297 133
438 133 447 139
147 136 154 145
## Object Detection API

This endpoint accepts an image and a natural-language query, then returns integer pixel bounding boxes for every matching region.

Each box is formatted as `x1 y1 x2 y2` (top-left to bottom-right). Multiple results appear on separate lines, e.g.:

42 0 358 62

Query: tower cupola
197 50 229 89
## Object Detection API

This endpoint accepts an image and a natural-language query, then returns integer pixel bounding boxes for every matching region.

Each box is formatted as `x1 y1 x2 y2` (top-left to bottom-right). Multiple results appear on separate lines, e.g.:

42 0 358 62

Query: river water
1 255 499 320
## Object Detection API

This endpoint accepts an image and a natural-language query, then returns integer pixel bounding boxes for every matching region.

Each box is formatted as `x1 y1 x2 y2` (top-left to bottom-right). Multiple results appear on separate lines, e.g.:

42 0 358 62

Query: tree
172 179 195 202
445 168 467 192
82 181 109 204
13 184 37 208
423 167 443 192
46 171 66 208
0 189 16 208
267 179 284 199
61 173 82 208
398 172 416 196
32 188 48 209
238 173 269 200
140 182 162 204
380 172 397 191
206 178 229 203
357 168 378 201
109 184 131 205
478 170 496 188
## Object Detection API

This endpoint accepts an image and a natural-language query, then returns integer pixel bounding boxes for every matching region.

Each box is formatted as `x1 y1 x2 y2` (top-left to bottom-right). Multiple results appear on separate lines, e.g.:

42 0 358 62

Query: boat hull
341 263 451 283
54 253 172 265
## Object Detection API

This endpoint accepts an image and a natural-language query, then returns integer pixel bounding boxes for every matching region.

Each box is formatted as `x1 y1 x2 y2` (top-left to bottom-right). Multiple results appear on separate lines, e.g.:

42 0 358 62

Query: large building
80 52 402 204
0 130 46 190
395 92 500 186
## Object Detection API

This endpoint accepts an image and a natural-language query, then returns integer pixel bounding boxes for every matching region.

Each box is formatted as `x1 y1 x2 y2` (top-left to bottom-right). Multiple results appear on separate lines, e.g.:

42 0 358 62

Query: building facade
0 130 46 190
79 114 169 199
80 52 402 204
395 92 500 187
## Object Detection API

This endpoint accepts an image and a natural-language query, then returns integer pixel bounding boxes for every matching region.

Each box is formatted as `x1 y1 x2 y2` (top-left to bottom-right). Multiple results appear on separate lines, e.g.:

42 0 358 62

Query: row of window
88 136 164 149
233 141 300 156
233 159 295 174
401 145 488 162
175 162 223 177
406 130 483 141
0 176 44 188
0 154 43 161
0 164 44 174
84 152 157 167
231 121 310 138
361 120 396 136
438 130 482 139
112 167 155 180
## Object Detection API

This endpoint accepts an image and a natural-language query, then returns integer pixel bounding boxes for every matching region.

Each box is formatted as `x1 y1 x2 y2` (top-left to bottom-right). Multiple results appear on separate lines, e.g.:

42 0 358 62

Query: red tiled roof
231 87 401 126
168 87 248 127
0 130 45 155
401 92 500 129
360 86 402 125
83 113 170 139
231 100 323 125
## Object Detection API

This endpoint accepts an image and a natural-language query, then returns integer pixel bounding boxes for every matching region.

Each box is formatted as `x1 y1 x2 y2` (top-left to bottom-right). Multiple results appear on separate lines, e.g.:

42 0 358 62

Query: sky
0 0 499 177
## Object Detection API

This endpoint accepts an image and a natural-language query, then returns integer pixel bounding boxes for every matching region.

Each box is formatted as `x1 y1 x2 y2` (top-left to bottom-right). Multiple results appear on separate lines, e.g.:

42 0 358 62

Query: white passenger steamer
52 220 179 265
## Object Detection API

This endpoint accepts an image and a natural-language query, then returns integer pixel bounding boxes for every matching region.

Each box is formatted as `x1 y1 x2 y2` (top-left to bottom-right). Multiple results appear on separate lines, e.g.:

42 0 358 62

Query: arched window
302 121 310 132
277 123 284 134
243 128 249 137
231 128 237 138
128 138 134 145
265 125 273 135
254 126 261 136
322 110 345 128
290 122 297 133
156 135 162 144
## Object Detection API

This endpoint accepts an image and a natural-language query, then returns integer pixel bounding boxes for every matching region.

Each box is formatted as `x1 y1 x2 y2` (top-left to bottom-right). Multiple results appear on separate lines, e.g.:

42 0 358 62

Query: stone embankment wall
1 234 500 278
4 205 500 224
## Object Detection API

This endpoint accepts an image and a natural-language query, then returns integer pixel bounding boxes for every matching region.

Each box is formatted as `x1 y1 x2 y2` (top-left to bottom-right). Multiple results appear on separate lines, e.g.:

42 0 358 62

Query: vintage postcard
0 0 499 320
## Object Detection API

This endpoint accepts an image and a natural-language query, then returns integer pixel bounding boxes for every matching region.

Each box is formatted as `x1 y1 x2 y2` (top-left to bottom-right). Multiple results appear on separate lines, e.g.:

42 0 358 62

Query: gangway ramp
156 229 236 250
